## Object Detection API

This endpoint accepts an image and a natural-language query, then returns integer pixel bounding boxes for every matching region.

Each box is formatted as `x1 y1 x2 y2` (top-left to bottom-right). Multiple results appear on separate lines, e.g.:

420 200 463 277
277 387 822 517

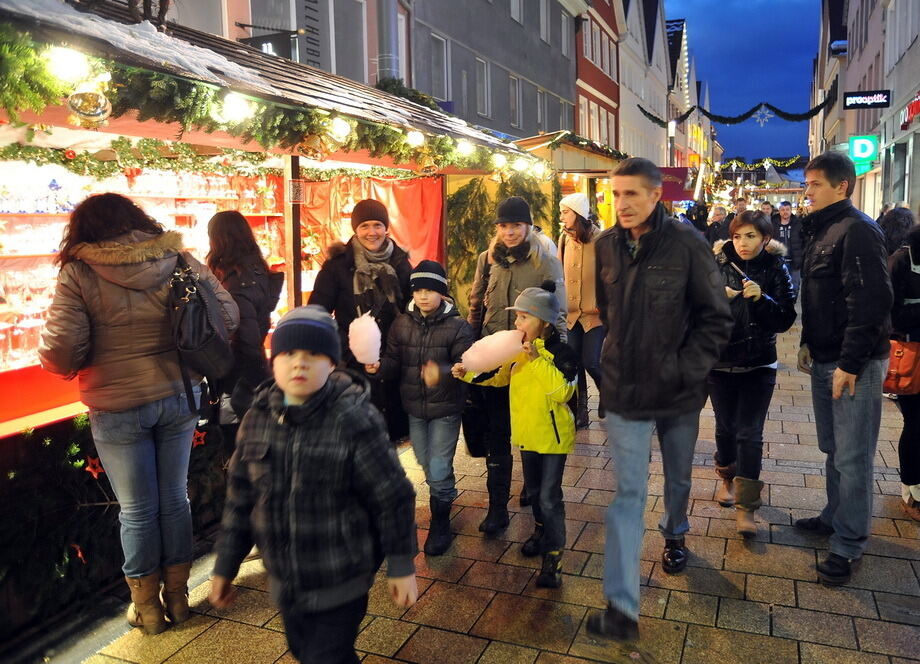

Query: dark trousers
897 393 920 485
482 384 511 459
281 594 369 664
707 368 777 480
520 451 567 552
566 322 604 388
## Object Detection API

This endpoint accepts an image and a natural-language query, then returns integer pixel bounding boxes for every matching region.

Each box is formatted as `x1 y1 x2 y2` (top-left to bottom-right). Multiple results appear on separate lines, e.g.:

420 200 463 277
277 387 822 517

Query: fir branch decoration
374 77 442 112
446 177 494 289
498 173 550 229
0 25 69 124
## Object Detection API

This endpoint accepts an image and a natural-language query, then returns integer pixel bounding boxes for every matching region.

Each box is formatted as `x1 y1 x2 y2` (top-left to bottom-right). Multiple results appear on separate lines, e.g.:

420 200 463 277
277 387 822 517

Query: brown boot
126 573 167 635
714 464 735 507
733 477 764 538
162 562 192 624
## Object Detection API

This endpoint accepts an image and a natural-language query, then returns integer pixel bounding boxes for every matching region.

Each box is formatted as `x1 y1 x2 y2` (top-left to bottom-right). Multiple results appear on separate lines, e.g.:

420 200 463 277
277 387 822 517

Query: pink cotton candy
461 329 525 373
349 313 381 364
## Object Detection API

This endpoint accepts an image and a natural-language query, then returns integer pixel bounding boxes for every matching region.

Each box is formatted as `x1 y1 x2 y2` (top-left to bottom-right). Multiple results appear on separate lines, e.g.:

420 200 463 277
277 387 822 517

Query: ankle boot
714 463 736 507
424 497 454 556
733 477 764 538
479 455 511 535
536 551 563 588
162 562 192 624
521 522 544 557
126 573 167 635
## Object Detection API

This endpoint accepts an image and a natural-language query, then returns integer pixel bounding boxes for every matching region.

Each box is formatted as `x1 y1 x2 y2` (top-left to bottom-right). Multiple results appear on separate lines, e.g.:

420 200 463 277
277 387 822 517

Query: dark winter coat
309 237 412 367
771 215 804 270
889 240 920 340
219 253 284 417
800 199 893 374
377 300 476 420
712 239 797 368
213 371 417 613
595 203 733 419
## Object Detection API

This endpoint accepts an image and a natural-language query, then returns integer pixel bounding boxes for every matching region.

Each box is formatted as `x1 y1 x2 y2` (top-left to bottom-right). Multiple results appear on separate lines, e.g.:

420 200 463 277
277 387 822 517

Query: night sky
666 0 820 161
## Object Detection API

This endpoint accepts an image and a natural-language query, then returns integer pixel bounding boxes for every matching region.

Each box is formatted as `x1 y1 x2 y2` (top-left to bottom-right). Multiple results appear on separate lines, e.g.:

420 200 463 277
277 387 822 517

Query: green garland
0 136 282 179
547 131 629 161
0 24 69 124
374 77 441 112
299 166 429 181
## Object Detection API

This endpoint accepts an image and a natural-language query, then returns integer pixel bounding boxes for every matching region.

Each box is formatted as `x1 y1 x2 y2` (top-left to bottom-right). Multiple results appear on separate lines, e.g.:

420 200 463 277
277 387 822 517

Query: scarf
491 240 532 268
352 238 402 316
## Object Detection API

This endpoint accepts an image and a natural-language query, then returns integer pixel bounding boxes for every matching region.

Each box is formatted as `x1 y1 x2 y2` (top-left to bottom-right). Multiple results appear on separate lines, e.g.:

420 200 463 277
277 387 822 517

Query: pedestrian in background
40 193 240 635
705 205 728 245
557 192 604 429
310 198 412 442
771 201 803 294
888 223 920 521
587 158 732 641
207 211 284 423
467 196 566 535
210 306 418 663
366 260 475 555
710 211 797 537
455 281 577 588
880 206 915 256
795 152 893 585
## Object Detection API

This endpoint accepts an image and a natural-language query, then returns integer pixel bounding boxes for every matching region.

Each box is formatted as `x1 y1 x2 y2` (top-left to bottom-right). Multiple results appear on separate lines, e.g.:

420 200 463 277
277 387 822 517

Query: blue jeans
602 410 700 621
811 358 885 559
89 387 200 577
408 414 461 502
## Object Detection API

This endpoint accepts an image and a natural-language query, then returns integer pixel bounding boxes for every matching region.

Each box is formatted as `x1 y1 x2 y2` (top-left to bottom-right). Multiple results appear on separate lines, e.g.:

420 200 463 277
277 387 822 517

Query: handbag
884 339 920 395
167 253 234 410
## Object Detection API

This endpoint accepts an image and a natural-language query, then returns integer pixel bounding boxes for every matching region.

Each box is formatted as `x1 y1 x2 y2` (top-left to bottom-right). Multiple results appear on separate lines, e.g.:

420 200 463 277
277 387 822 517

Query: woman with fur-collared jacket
466 196 566 536
39 193 239 636
708 210 797 537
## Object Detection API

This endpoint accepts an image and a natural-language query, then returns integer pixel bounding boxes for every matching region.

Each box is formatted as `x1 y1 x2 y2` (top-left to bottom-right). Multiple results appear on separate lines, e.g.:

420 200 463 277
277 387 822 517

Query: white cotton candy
349 313 381 364
461 329 525 373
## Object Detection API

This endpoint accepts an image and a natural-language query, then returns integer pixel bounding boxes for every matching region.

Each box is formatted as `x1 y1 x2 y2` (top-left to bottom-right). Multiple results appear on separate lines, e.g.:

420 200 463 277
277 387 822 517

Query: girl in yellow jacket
452 281 577 587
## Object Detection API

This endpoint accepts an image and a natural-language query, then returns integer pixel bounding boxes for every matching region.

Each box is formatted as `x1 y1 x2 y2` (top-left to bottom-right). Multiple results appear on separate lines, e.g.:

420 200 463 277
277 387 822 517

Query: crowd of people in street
34 149 920 662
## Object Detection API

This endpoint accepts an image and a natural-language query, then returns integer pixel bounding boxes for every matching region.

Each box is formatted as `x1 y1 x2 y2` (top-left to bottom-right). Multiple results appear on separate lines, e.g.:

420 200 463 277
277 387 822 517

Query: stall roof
516 131 625 173
0 0 527 157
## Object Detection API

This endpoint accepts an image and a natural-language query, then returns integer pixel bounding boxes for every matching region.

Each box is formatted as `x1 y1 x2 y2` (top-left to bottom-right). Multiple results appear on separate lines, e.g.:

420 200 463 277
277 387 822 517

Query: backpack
884 340 920 395
167 253 234 410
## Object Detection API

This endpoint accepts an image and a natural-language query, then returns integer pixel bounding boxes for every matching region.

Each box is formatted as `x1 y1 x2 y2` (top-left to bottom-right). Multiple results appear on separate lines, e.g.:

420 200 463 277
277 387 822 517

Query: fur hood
72 230 183 291
713 238 787 259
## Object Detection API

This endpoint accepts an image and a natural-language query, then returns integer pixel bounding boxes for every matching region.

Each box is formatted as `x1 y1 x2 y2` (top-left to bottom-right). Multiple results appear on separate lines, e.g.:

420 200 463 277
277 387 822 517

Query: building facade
808 0 847 157
574 0 623 149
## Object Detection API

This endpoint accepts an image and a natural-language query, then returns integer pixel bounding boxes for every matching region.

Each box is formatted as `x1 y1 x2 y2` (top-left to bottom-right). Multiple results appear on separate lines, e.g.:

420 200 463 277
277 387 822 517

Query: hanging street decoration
753 106 774 127
719 155 804 171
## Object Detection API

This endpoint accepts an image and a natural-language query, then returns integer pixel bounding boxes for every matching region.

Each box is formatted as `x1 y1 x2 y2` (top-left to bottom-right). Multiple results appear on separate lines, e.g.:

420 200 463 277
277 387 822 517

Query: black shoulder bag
167 253 234 411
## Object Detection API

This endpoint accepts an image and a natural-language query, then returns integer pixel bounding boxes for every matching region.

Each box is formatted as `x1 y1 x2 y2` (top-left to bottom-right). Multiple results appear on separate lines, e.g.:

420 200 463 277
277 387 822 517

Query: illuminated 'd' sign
848 135 879 162
843 90 891 110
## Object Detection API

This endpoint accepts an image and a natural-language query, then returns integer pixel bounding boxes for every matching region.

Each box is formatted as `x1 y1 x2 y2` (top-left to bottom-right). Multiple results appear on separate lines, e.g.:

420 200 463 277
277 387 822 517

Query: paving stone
855 617 920 657
163 620 287 664
716 597 771 634
470 593 585 652
571 521 605 553
894 518 920 539
534 654 599 664
581 553 604 579
663 590 717 625
478 641 538 664
846 554 920 595
564 502 607 523
798 643 890 664
522 572 607 609
639 586 670 618
795 581 877 618
412 552 474 583
402 581 493 632
681 624 798 664
354 617 418 657
723 540 817 581
233 558 269 592
395 626 488 664
207 586 279 627
769 485 828 511
498 543 590 576
758 469 806 486
444 533 510 562
771 605 857 648
81 656 126 664
567 616 686 664
865 534 920 560
875 592 920 626
459 560 534 594
770 523 830 549
101 615 218 664
647 563 745 599
766 443 827 463
574 468 614 490
745 575 796 606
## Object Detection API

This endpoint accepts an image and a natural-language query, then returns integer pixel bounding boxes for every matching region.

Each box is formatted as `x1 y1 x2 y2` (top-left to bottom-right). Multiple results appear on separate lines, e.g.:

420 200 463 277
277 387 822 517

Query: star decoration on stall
753 106 774 127
84 456 105 480
70 543 87 565
192 429 208 448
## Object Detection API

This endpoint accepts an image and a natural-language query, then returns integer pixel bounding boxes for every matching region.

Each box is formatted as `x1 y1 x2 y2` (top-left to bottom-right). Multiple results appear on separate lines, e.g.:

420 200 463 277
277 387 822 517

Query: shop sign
687 152 700 169
848 135 879 177
843 90 891 110
900 91 920 130
240 32 294 60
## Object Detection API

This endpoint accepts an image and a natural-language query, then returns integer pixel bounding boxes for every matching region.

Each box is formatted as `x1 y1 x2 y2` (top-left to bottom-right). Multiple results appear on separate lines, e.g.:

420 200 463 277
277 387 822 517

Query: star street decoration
753 106 774 127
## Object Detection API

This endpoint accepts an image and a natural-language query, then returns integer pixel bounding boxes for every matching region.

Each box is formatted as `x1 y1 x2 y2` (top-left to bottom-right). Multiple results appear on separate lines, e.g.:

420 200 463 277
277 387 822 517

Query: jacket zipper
549 410 562 445
419 320 432 420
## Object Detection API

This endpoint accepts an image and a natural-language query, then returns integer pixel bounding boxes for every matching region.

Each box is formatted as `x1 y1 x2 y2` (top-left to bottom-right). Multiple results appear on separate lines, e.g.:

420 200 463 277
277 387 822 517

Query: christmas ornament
299 134 328 161
417 153 438 175
67 83 112 129
192 429 207 448
84 456 105 480
63 150 76 160
753 106 774 127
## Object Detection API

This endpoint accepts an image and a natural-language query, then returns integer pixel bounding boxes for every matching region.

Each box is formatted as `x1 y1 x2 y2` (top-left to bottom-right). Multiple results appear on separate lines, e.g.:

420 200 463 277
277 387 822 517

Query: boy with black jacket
210 305 418 663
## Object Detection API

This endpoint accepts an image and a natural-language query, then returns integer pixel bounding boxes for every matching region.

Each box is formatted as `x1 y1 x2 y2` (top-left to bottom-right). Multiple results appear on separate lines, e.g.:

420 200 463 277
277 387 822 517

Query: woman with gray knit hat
467 195 566 534
310 198 412 441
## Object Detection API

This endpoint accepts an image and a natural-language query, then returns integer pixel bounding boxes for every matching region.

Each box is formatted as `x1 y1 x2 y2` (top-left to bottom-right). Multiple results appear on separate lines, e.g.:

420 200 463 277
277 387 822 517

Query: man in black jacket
771 201 803 293
795 152 893 585
586 158 732 641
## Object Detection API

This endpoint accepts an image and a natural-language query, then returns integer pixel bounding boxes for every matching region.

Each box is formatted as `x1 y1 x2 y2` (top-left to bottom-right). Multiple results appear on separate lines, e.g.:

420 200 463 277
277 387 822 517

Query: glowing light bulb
213 93 255 124
455 139 475 157
405 130 425 147
328 117 352 142
46 47 91 85
512 157 530 172
530 162 547 179
492 153 507 169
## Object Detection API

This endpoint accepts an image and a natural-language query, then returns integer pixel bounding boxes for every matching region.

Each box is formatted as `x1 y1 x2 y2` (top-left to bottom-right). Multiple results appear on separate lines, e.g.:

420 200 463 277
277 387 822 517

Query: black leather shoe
794 516 834 536
586 603 639 641
817 553 861 585
662 538 688 574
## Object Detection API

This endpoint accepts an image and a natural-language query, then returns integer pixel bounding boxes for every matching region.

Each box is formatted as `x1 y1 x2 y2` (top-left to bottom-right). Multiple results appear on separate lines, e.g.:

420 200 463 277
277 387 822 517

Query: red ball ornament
64 149 77 160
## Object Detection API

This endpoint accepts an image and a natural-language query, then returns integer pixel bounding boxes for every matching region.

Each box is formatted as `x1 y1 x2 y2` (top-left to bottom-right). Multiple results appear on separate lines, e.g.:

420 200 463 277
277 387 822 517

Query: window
609 40 618 80
578 97 587 136
476 58 490 116
397 13 408 82
430 34 448 100
589 100 599 141
602 34 609 75
540 0 550 42
561 11 571 57
608 112 617 148
592 23 601 65
537 90 545 129
510 0 522 24
509 75 520 127
599 107 608 145
583 18 592 59
561 100 573 131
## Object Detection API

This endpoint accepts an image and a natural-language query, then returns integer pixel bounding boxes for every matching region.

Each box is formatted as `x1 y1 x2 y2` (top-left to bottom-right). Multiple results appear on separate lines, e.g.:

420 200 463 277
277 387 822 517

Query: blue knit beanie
270 305 341 364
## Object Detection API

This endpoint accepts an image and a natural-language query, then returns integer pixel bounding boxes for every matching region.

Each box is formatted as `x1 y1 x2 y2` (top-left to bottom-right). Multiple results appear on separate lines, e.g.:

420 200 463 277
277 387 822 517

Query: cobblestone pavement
81 324 920 664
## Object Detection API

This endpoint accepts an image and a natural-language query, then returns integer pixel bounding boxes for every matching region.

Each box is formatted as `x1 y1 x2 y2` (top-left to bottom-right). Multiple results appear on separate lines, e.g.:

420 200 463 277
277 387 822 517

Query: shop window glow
455 139 475 157
45 47 91 86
